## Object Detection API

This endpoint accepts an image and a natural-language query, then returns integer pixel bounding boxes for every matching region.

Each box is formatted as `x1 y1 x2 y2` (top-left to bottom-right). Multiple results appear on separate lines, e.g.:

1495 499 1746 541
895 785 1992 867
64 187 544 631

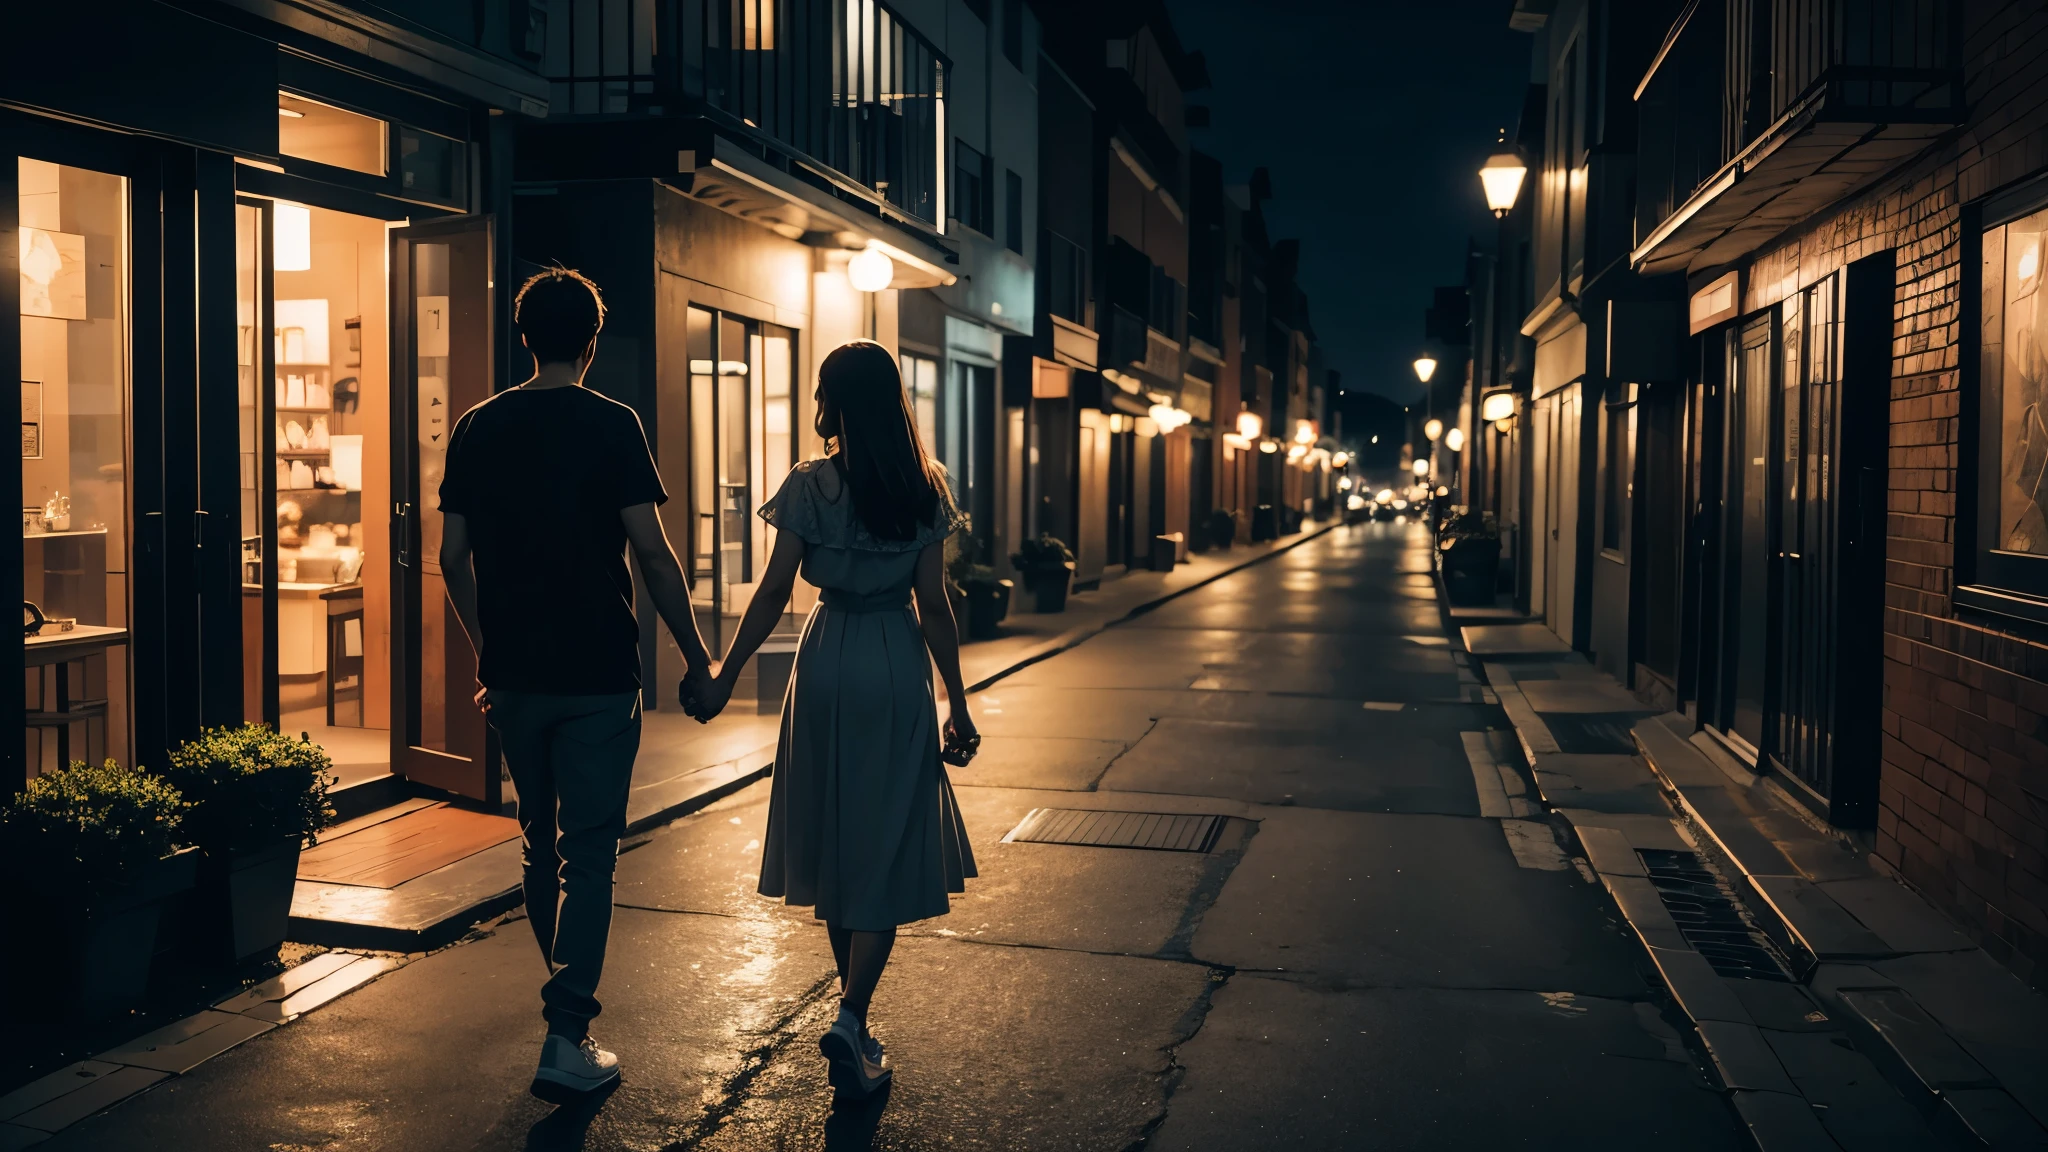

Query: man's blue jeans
486 690 641 1039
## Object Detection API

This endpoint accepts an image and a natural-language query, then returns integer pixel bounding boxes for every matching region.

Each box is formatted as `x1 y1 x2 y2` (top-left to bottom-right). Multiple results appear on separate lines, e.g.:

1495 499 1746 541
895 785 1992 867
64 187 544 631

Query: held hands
680 665 731 724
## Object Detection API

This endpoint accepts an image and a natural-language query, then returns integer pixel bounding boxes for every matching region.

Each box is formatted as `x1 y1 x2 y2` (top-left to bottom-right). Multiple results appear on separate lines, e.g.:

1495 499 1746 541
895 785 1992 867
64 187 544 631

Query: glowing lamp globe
1413 356 1438 384
1236 411 1263 440
846 247 894 293
1480 150 1528 217
1481 390 1515 422
1412 458 1430 477
1444 427 1466 453
1424 419 1443 442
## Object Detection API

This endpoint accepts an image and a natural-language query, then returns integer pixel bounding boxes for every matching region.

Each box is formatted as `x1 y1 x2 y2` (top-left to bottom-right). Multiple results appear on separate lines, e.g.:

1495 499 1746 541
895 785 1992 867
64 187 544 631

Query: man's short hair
514 266 605 364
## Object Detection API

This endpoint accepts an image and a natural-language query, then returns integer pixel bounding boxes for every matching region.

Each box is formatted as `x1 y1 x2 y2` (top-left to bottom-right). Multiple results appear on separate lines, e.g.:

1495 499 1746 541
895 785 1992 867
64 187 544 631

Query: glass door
390 217 493 802
1718 315 1775 756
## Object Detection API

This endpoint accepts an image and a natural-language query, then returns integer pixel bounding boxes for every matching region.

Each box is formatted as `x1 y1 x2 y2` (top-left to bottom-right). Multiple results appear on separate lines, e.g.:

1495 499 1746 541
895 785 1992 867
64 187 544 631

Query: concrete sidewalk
1460 606 2048 1150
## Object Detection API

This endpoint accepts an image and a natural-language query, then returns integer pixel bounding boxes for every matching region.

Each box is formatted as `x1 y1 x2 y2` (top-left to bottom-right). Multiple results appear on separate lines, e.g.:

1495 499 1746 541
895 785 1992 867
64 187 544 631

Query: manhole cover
1002 808 1225 853
1637 848 1794 981
1542 712 1646 755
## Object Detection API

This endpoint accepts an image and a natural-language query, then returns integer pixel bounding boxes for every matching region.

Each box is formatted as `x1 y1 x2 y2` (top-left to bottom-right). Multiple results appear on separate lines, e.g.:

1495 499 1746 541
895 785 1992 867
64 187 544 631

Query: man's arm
621 502 713 676
440 512 487 707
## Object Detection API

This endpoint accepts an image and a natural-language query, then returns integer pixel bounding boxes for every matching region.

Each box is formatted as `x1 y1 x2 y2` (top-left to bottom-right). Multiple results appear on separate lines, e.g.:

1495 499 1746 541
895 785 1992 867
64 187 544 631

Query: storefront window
278 92 388 177
20 157 130 776
1971 203 2048 610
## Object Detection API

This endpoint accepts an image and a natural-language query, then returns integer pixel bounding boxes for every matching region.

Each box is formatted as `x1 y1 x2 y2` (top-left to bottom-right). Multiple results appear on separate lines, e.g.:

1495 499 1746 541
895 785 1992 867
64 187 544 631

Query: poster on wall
19 228 86 320
21 380 42 459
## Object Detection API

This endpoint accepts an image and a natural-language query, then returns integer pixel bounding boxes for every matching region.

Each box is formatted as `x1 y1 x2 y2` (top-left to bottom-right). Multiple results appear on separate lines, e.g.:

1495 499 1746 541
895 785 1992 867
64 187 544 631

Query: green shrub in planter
0 760 196 1018
164 725 336 963
1010 535 1076 614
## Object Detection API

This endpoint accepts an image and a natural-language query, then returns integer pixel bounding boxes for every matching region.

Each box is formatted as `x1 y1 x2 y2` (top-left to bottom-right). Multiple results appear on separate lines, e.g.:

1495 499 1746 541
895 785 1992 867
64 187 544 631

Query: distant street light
1236 411 1263 440
1413 356 1438 384
1444 427 1466 453
1412 459 1430 477
1424 419 1443 442
1479 137 1528 218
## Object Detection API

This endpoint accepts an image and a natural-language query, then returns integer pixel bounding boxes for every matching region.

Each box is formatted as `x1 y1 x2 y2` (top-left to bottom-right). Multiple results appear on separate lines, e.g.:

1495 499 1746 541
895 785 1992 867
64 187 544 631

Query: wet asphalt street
42 521 1747 1150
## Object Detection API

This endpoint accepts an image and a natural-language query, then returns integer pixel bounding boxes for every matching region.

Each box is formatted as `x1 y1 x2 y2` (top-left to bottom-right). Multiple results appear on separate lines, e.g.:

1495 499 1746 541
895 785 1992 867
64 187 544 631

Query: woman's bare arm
710 527 807 708
912 542 974 740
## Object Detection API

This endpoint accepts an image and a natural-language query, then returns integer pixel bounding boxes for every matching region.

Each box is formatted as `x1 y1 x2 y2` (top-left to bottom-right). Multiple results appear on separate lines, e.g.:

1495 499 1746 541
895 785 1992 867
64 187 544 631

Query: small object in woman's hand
941 731 980 767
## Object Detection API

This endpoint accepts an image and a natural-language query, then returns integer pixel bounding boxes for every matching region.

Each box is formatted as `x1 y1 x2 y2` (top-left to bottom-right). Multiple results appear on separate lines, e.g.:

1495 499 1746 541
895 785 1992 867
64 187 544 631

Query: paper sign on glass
19 228 86 320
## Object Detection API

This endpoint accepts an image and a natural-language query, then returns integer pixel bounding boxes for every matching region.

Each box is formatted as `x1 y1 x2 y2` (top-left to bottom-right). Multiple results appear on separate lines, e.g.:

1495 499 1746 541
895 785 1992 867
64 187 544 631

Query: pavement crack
657 970 841 1151
1122 964 1235 1152
1085 719 1158 790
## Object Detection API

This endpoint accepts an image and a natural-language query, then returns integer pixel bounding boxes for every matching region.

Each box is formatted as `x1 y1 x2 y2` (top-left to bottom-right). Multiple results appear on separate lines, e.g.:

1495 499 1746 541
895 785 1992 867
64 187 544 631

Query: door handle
395 501 413 568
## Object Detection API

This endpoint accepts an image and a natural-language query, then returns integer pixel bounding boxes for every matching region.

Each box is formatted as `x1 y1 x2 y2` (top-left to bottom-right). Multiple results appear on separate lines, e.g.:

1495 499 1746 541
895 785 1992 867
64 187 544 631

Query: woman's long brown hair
814 341 945 541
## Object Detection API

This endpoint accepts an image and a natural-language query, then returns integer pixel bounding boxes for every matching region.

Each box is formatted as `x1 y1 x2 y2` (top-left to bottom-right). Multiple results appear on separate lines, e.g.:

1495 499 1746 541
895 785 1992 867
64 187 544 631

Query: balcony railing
544 0 946 226
1635 0 1960 260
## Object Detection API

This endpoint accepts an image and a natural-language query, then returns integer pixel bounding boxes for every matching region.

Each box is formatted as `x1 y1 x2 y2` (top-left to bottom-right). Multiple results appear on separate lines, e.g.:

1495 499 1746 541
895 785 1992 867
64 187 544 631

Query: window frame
1960 187 2048 624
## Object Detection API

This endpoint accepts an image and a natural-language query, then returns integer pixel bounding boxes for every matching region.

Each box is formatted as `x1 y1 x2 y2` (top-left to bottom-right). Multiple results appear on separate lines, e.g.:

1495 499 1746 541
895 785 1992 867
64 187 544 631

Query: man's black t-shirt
438 385 666 694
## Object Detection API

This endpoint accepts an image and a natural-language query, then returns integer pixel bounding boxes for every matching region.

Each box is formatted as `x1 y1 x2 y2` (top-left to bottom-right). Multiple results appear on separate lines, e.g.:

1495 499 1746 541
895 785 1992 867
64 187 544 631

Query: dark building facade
1463 0 2048 981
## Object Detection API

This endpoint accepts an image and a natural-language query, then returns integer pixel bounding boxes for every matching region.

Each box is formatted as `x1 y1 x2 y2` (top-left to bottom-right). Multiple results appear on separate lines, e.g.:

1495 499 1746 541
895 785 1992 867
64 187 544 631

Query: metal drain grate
1637 849 1794 981
1002 808 1225 853
1541 712 1648 755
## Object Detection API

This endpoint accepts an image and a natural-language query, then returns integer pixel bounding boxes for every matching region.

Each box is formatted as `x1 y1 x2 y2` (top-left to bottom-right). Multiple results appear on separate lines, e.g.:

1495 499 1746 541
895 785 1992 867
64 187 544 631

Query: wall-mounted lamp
1444 427 1466 453
1258 439 1279 454
1236 411 1263 440
1480 389 1516 423
1424 418 1443 442
846 246 894 293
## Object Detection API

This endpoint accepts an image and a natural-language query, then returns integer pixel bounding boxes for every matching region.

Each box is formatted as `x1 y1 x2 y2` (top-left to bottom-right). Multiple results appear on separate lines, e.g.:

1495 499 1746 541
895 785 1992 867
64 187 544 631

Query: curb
0 949 407 1147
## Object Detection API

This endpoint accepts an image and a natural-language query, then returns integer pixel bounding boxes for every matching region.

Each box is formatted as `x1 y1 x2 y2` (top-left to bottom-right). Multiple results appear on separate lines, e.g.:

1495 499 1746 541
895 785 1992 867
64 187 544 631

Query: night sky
1167 0 1532 408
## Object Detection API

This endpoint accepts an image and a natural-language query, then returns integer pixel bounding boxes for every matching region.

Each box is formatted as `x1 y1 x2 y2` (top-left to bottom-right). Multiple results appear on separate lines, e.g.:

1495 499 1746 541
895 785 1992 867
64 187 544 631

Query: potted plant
0 759 194 1019
1010 534 1075 613
1438 508 1503 607
164 725 335 964
961 565 1012 640
1207 508 1237 551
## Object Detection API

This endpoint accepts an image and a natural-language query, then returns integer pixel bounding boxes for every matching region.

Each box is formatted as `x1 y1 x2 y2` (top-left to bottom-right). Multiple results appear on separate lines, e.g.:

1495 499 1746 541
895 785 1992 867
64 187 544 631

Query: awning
683 136 957 289
518 117 957 288
1632 87 1955 277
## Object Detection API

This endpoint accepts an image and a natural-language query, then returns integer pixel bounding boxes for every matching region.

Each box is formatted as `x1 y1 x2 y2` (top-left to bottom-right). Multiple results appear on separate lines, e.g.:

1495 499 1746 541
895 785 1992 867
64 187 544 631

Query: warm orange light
1236 411 1263 440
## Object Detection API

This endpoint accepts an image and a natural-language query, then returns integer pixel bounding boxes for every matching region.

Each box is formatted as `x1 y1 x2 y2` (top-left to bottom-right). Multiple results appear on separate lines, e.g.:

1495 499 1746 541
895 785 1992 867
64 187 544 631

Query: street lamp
1479 140 1528 219
1412 458 1430 478
1236 411 1263 440
1481 389 1515 423
1424 419 1443 442
1444 427 1466 453
1413 356 1438 384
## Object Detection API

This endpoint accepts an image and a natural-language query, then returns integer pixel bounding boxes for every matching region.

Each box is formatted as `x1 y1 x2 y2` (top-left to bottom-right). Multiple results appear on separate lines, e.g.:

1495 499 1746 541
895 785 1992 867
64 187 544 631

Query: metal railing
1635 0 1960 248
545 0 947 226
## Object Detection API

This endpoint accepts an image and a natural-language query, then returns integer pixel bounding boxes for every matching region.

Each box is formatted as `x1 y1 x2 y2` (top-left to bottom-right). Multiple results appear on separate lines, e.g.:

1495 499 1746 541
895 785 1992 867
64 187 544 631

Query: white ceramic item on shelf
307 380 330 409
283 419 307 450
308 416 330 450
289 460 315 489
315 465 337 488
285 375 306 408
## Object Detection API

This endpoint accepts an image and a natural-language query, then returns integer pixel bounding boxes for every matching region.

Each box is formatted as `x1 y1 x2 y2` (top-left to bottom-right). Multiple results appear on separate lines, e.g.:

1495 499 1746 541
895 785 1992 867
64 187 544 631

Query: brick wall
1734 4 2048 986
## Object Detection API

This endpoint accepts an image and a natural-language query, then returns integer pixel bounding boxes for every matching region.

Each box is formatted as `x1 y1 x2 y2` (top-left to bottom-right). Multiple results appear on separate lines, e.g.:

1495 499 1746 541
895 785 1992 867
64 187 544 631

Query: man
439 266 715 1104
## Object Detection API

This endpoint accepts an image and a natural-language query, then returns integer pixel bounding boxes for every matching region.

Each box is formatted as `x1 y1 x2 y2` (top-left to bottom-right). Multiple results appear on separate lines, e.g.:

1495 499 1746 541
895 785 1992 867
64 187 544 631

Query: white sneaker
530 1033 620 1104
819 1006 891 1098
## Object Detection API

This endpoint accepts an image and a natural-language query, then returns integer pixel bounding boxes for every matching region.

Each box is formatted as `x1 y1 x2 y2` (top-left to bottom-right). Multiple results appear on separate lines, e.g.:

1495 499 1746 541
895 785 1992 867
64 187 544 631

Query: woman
693 340 978 1100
